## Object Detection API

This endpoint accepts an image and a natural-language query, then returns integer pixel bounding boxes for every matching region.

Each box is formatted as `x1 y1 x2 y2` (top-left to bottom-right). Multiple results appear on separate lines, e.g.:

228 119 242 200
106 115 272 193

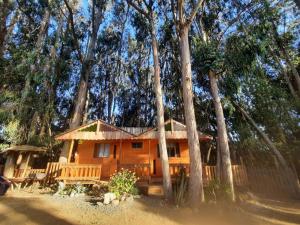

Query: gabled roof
1 145 47 153
136 119 213 141
55 119 135 140
55 119 212 141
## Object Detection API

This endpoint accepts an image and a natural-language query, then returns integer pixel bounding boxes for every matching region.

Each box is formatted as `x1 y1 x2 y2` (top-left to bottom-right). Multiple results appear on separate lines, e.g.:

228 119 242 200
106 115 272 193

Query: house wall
76 139 191 178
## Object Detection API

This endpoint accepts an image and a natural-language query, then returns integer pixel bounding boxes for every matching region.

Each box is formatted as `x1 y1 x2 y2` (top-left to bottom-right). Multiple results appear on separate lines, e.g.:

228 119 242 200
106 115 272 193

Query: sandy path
0 191 299 225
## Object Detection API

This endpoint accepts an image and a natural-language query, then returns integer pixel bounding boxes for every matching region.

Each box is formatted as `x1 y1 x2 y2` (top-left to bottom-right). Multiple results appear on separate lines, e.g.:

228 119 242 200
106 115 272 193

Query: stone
97 201 104 206
103 192 116 204
70 192 75 198
111 199 119 206
58 182 65 191
120 195 126 201
126 195 134 202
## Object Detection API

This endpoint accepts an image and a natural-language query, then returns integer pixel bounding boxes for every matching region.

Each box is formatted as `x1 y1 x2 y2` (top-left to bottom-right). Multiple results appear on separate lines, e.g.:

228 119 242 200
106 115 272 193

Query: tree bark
59 2 104 162
150 16 173 200
279 46 300 94
209 70 235 201
82 90 90 124
0 0 18 57
234 102 300 195
179 25 204 205
269 46 299 100
4 153 17 178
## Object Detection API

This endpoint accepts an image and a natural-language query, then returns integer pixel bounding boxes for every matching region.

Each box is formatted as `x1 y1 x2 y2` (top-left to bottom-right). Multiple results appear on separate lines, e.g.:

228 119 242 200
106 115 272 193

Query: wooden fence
246 167 299 196
168 164 248 186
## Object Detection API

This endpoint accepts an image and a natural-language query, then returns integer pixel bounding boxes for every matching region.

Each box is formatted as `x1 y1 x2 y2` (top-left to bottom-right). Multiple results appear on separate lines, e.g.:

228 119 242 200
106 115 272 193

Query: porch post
21 153 31 178
118 139 122 170
148 139 151 184
67 140 75 163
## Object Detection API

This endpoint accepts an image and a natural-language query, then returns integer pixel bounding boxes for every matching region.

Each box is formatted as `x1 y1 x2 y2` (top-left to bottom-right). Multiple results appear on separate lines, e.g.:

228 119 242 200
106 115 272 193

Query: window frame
131 142 143 149
93 143 111 158
157 142 180 158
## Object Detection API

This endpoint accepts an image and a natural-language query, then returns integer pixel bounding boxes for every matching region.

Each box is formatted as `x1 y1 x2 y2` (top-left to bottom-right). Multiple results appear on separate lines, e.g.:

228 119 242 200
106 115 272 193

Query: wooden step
147 185 164 196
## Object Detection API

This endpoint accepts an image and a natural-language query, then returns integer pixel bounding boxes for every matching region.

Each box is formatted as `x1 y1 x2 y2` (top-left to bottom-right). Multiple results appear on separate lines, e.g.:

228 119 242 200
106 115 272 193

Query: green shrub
108 169 138 198
54 182 87 196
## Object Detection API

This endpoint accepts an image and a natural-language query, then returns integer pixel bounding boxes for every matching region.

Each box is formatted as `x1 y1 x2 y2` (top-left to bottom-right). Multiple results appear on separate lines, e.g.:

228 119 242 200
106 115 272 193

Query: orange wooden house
55 119 212 182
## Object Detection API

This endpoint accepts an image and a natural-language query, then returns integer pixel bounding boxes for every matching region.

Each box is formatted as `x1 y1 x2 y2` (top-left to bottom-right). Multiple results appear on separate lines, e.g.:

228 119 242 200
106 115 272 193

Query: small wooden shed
1 145 47 178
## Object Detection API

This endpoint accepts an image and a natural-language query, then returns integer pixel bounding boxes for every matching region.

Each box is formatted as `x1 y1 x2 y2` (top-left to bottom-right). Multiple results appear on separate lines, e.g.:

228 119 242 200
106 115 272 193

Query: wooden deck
42 162 248 186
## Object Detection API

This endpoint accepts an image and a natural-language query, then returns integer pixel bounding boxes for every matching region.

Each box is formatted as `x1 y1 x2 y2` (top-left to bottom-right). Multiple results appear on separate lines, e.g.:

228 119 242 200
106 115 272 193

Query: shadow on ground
134 194 300 225
240 197 300 225
0 196 74 225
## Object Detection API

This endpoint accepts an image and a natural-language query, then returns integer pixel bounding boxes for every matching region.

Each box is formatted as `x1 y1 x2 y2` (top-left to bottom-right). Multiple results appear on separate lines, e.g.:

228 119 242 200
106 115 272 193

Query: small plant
54 182 87 197
205 179 232 202
173 167 188 206
108 169 138 198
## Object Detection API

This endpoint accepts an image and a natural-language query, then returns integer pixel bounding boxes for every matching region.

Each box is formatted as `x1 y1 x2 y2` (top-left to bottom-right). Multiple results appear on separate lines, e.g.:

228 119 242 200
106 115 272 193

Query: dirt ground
0 190 300 225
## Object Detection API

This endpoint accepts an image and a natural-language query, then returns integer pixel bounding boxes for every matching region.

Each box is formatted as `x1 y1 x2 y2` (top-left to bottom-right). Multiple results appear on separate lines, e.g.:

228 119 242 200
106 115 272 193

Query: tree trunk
234 102 300 195
0 1 17 57
209 70 235 201
59 3 104 162
272 20 300 93
216 138 222 181
179 25 204 205
82 90 90 124
279 46 300 94
4 153 17 178
150 17 173 200
269 46 299 99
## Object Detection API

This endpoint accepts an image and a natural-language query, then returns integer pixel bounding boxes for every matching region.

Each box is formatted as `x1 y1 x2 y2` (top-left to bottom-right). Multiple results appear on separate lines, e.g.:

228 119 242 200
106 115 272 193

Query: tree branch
63 0 83 63
217 1 256 43
185 0 204 27
178 0 184 24
126 0 150 20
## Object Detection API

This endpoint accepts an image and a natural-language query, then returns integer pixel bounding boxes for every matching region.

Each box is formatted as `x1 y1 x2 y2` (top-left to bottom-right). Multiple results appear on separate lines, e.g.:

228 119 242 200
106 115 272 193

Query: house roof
55 119 213 141
1 145 47 153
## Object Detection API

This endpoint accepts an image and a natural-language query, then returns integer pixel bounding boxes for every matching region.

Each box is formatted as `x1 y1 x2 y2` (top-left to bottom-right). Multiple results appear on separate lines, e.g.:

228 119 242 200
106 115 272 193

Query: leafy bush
173 167 188 206
108 169 138 198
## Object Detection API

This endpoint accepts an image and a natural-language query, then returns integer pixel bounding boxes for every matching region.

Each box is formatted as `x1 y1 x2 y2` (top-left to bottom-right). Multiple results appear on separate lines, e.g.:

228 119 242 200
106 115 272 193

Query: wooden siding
57 131 133 141
75 139 191 178
77 141 118 178
134 131 212 141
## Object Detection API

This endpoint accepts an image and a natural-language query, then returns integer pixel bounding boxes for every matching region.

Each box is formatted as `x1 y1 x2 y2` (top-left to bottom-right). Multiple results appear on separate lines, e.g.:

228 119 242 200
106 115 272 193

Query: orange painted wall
76 139 191 177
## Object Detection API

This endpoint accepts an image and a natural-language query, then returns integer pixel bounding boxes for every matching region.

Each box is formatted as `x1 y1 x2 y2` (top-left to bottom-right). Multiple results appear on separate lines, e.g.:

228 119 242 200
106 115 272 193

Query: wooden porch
40 162 248 186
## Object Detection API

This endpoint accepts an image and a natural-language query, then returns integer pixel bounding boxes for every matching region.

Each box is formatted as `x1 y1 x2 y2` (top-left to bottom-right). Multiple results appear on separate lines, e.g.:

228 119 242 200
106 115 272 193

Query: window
94 143 110 158
132 142 143 149
157 142 180 158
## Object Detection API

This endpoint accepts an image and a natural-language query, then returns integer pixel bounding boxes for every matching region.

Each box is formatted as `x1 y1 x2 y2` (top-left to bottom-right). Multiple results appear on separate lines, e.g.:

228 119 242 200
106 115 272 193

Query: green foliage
108 169 138 198
205 179 232 202
193 38 224 74
1 120 23 144
54 182 87 196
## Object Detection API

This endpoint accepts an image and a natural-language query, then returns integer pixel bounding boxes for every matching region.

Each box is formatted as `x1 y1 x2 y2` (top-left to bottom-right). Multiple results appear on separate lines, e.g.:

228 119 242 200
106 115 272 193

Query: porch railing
57 164 102 182
118 163 151 182
13 168 46 178
168 164 248 186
